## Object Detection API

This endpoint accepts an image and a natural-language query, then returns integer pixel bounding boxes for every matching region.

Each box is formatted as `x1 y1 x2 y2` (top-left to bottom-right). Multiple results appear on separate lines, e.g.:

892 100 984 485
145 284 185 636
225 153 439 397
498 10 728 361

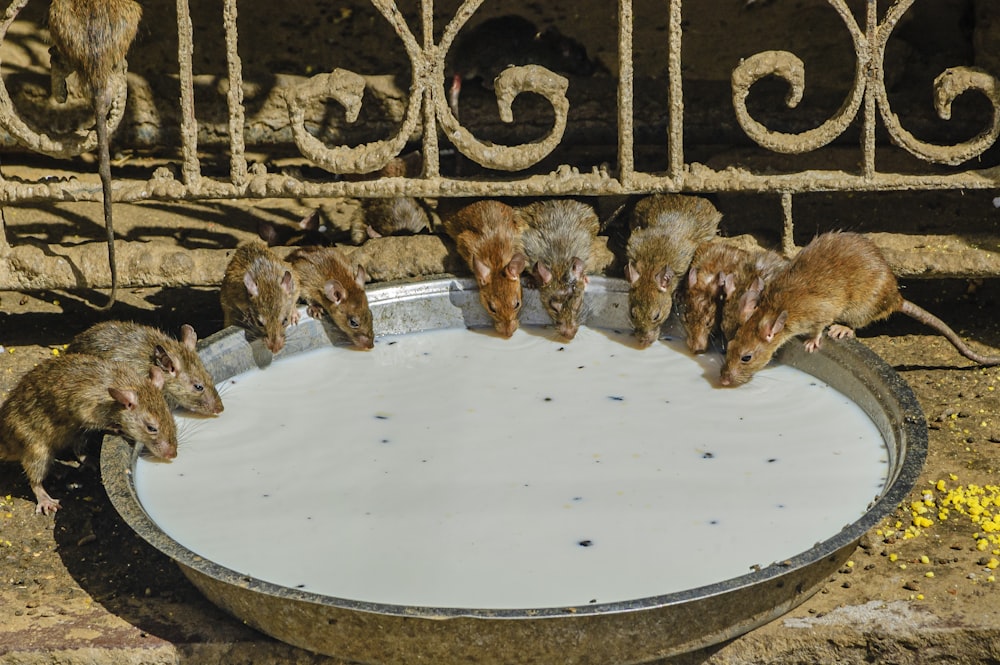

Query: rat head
321 265 375 350
474 252 527 338
533 258 588 340
242 266 299 354
719 307 789 387
625 261 675 348
109 367 178 459
536 26 596 76
153 325 224 415
681 266 723 354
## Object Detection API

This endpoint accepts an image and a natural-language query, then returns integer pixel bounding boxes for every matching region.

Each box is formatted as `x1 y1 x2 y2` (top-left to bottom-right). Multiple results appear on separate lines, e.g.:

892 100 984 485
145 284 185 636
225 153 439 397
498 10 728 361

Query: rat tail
901 299 1000 366
94 90 118 311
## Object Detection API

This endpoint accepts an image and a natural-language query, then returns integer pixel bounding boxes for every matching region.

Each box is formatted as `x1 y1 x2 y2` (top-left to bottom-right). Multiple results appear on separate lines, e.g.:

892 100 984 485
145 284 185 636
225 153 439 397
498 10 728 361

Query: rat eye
740 353 753 363
257 314 266 326
513 299 522 311
145 422 159 435
193 383 205 392
349 316 360 329
487 302 498 314
651 310 663 323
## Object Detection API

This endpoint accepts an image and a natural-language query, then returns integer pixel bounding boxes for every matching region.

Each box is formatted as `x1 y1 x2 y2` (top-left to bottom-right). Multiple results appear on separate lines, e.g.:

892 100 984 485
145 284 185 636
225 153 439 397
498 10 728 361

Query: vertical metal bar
667 0 684 186
176 0 200 185
617 0 634 188
861 0 877 180
421 0 439 178
781 192 796 256
223 0 248 188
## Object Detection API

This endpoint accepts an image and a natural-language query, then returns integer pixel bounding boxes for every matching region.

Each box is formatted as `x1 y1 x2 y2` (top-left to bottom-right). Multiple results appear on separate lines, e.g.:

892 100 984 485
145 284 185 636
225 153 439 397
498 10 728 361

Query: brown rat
220 239 301 354
48 0 142 310
0 354 177 515
442 200 528 337
625 194 722 347
720 232 1000 387
67 320 224 415
680 239 753 354
719 247 790 343
518 199 600 340
349 153 431 245
288 246 374 350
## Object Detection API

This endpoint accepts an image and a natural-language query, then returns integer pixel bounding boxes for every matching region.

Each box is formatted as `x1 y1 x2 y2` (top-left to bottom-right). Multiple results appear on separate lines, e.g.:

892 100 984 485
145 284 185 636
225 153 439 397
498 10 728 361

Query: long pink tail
901 300 1000 366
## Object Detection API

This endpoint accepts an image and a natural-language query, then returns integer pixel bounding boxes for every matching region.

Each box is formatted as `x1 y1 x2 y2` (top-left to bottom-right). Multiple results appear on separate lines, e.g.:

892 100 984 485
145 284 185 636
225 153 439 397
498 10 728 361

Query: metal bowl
101 276 926 664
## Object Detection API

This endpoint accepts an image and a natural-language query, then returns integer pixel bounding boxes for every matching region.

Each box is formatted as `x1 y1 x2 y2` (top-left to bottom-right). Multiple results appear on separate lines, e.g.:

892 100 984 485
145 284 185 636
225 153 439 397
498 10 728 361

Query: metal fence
0 0 998 288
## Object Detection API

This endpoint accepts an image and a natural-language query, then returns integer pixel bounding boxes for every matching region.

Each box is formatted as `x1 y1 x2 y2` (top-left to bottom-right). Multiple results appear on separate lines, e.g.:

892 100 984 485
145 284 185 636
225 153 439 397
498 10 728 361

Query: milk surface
137 326 888 610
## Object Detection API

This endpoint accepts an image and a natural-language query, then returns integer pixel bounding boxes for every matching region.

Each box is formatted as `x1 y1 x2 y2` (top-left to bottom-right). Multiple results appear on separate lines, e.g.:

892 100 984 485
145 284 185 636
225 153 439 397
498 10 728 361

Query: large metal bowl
101 276 926 664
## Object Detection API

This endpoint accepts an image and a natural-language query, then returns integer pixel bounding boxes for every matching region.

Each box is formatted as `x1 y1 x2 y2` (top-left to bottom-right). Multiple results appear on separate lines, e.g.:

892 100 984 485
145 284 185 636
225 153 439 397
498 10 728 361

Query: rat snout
266 334 286 354
557 322 579 340
687 333 709 354
149 439 178 460
634 330 657 348
495 319 519 338
353 335 375 350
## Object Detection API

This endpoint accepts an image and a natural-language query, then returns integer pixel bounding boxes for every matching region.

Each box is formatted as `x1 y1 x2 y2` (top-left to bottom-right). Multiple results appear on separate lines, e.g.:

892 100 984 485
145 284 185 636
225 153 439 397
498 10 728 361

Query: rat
258 209 331 248
287 246 374 350
349 153 431 245
518 199 600 340
66 320 224 416
0 354 177 515
220 239 301 355
447 14 597 120
680 239 753 354
48 0 143 310
719 247 790 343
442 199 528 338
720 231 1000 387
625 194 722 347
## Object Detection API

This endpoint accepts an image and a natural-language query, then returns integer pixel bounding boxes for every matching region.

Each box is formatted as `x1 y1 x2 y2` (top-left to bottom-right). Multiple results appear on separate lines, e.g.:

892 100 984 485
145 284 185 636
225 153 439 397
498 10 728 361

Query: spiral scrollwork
871 0 1000 166
0 0 129 159
730 0 867 154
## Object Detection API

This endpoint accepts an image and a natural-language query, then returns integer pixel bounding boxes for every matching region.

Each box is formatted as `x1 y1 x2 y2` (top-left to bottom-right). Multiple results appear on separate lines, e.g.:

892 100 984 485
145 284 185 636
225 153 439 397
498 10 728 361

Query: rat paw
35 497 61 516
827 324 855 340
804 336 824 352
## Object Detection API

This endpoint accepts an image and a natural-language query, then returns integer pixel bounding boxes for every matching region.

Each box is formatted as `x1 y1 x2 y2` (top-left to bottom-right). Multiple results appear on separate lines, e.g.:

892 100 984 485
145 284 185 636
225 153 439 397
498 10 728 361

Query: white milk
137 326 888 610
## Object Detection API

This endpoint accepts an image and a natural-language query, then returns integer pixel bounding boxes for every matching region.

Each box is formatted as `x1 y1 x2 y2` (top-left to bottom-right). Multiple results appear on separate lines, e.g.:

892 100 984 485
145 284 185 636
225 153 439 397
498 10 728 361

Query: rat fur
288 246 374 350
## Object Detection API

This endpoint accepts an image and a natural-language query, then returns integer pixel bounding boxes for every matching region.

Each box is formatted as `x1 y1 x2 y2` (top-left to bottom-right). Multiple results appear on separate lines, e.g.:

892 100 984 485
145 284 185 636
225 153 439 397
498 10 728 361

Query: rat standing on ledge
48 0 142 310
0 355 177 515
220 240 301 355
625 194 722 347
720 232 1000 387
519 199 600 340
443 200 528 338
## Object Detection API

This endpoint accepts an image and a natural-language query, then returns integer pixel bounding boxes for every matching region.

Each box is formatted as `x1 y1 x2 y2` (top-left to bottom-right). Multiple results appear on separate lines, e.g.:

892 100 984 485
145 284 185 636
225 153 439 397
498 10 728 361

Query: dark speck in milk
381 438 390 444
578 365 585 369
608 395 624 401
709 520 719 525
702 452 715 459
578 539 593 547
767 458 778 463
387 341 397 345
544 396 553 402
374 413 390 420
557 347 565 351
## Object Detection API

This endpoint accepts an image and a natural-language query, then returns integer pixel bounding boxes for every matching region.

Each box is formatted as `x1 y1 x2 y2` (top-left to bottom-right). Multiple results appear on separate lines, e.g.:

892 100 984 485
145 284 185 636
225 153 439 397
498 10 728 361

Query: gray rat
220 239 301 354
681 239 753 354
625 194 722 347
48 0 142 310
448 14 597 120
67 320 224 416
0 354 177 515
349 153 431 245
258 209 331 248
720 232 1000 387
288 246 374 350
443 200 528 338
518 199 600 340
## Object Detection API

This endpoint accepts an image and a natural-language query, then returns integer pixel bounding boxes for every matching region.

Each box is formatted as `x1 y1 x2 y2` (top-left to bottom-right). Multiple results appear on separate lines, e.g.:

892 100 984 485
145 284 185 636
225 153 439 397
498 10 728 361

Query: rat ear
534 260 553 286
570 257 586 281
324 279 347 306
109 387 139 410
687 267 699 288
256 220 280 246
624 261 640 285
761 310 788 342
280 270 296 295
354 265 369 288
299 209 320 232
505 253 527 280
655 267 674 293
180 324 197 350
243 272 260 298
721 272 736 298
472 257 492 286
153 344 178 376
149 366 167 390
